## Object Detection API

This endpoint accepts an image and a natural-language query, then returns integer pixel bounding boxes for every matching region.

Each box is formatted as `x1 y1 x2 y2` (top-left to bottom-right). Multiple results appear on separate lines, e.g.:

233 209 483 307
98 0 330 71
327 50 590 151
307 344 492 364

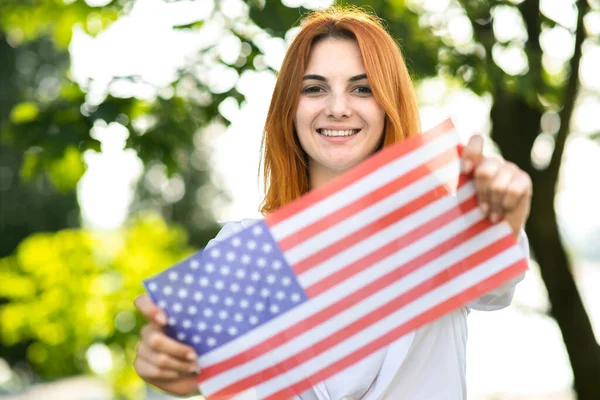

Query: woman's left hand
461 135 533 237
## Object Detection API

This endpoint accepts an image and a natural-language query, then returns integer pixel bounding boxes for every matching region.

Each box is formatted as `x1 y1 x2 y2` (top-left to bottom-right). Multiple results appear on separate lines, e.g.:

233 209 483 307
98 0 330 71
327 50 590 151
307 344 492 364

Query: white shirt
207 219 529 400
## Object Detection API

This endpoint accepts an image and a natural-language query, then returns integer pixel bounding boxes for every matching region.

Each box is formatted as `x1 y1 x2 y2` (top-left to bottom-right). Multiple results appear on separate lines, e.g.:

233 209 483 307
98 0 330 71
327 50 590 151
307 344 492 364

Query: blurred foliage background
0 0 599 399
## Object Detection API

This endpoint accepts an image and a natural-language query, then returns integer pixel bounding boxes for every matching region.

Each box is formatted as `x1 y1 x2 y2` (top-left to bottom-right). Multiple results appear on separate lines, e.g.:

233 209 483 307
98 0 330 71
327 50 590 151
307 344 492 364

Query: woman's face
294 38 386 188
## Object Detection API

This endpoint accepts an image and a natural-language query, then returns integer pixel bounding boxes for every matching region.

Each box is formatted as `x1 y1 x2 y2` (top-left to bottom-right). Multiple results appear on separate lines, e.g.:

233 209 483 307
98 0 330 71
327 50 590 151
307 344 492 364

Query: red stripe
198 199 483 382
266 119 456 226
264 259 527 400
208 233 520 398
278 146 460 251
293 175 469 276
305 193 478 297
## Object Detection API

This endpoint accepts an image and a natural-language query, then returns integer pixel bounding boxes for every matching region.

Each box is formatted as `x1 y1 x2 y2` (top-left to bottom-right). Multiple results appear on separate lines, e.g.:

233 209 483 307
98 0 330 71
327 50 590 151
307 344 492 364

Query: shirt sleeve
466 229 530 311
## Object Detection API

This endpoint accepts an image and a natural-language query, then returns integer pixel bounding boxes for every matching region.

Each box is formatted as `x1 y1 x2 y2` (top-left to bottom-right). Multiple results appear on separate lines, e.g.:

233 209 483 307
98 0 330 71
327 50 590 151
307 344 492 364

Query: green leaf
172 20 205 30
10 102 40 124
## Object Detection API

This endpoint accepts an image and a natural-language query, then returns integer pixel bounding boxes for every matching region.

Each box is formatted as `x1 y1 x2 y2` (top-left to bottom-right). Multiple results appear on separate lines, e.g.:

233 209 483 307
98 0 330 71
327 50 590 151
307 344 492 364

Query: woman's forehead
304 38 367 79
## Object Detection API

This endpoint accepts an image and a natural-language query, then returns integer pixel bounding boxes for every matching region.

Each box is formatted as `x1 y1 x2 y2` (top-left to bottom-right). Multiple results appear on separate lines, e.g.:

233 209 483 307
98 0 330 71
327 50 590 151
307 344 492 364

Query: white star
246 286 256 295
182 319 192 329
215 280 225 290
241 255 251 264
266 274 276 284
230 283 240 293
205 263 215 273
255 302 265 312
240 299 249 309
262 243 272 253
257 258 267 268
251 272 261 281
158 300 167 309
226 252 236 262
218 310 228 320
210 248 221 258
192 335 201 344
177 332 186 341
231 237 241 247
270 304 280 314
281 277 291 286
252 225 263 236
291 293 301 302
169 272 178 281
235 269 246 279
173 303 183 313
197 322 207 331
249 315 259 325
276 291 286 300
220 266 230 276
247 240 257 250
207 337 217 347
272 260 282 270
168 317 177 326
234 313 244 322
148 282 157 291
224 297 234 306
203 308 213 317
209 294 219 304
178 288 188 298
260 288 270 298
193 292 203 302
188 305 197 315
228 326 238 336
190 260 200 270
213 324 222 333
163 286 173 296
199 277 209 287
184 274 194 284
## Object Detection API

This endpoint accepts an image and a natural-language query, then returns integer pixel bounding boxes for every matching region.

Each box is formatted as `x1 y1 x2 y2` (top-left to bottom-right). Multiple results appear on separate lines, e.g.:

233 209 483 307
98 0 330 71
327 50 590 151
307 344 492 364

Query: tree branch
546 0 588 183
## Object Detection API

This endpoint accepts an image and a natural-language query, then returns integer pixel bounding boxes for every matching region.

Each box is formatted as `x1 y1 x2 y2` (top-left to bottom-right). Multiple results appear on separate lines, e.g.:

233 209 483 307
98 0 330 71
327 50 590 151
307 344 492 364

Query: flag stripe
197 196 483 373
199 218 508 392
262 260 526 400
266 119 455 227
294 175 469 279
278 146 460 252
267 127 459 239
296 180 473 288
207 235 523 398
305 193 478 297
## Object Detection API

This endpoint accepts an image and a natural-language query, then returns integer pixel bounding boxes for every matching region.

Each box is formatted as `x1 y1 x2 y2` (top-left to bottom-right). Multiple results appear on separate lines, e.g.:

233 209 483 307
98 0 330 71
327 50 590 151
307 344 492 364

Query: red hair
259 5 421 215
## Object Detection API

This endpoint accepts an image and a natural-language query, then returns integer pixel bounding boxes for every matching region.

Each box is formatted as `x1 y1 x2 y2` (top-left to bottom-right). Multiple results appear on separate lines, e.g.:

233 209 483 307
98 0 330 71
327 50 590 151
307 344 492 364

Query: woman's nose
325 93 352 119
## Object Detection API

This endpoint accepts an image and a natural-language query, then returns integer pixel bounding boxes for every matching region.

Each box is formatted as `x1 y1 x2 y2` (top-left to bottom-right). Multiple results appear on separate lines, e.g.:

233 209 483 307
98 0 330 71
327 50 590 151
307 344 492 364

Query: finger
137 342 200 375
461 135 484 174
473 157 503 215
135 294 167 326
488 163 518 222
134 355 181 380
502 172 533 211
142 324 198 362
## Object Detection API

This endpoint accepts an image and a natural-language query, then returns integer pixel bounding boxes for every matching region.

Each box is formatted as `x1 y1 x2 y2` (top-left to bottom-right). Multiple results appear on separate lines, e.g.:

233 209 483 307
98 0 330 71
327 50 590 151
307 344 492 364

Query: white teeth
319 129 359 137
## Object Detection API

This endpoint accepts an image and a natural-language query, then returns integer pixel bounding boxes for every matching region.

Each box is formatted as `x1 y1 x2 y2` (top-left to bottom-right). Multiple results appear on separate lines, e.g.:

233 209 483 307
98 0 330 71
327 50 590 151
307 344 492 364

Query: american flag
144 119 528 400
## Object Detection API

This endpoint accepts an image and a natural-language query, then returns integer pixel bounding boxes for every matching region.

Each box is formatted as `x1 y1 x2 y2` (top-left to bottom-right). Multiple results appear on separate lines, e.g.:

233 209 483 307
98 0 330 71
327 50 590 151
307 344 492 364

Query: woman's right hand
134 294 201 397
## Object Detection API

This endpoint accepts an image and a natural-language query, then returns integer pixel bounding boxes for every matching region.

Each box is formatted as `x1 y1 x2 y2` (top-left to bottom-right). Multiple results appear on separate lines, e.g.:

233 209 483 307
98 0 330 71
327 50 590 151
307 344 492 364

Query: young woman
134 6 532 399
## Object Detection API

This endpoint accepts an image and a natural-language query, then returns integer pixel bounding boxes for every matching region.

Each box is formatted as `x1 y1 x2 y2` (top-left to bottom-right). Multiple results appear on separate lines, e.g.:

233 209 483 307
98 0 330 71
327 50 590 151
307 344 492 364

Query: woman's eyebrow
302 73 368 82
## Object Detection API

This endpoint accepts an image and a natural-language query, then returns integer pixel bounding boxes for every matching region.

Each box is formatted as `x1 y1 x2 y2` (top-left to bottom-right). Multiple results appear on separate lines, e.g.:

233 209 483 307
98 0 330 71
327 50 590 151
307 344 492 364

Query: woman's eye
354 85 372 95
301 86 324 94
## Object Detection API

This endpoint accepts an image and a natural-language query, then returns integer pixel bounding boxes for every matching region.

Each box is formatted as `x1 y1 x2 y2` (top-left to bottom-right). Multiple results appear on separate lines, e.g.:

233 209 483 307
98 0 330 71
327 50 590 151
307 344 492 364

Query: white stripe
297 182 473 287
253 245 524 398
270 131 459 240
284 160 461 265
198 201 482 368
200 222 511 394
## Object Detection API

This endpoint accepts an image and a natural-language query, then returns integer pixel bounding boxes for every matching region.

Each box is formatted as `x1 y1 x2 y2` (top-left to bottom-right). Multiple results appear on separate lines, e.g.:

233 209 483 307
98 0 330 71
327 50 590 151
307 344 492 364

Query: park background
1 0 600 399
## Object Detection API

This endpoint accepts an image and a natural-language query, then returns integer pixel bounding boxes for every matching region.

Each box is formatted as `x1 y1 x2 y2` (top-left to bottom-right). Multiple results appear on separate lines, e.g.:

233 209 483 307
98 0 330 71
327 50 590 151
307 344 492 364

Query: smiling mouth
316 128 361 137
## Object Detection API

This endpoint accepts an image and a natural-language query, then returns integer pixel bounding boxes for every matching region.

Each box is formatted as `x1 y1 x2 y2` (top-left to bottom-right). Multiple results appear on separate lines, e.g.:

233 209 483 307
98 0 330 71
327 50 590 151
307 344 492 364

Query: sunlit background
1 0 599 398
